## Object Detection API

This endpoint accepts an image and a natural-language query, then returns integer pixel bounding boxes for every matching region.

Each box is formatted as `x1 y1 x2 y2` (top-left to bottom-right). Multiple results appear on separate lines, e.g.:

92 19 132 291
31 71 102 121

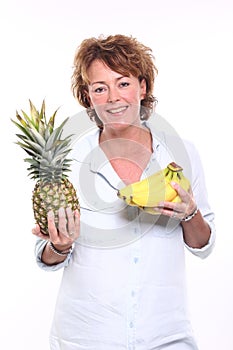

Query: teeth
108 106 127 114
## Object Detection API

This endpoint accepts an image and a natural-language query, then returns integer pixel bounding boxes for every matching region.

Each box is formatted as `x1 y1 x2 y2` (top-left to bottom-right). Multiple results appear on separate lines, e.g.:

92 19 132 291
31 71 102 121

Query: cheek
92 104 107 122
123 87 144 101
89 96 106 108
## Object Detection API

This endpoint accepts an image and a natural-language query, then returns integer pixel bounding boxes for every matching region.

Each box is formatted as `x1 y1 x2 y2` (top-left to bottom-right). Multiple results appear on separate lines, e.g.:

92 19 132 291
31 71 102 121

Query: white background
0 0 232 349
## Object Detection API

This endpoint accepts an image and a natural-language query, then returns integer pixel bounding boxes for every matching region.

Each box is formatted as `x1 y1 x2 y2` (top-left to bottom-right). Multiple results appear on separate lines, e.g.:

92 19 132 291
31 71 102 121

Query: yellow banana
117 162 190 214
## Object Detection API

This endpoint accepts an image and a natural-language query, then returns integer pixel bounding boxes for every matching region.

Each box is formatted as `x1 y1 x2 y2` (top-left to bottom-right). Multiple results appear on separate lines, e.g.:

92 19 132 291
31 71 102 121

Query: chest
110 156 151 184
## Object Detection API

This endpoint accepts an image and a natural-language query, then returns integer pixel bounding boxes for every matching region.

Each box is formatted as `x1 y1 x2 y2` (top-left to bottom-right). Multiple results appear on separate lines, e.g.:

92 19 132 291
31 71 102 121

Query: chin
106 121 132 130
106 116 141 128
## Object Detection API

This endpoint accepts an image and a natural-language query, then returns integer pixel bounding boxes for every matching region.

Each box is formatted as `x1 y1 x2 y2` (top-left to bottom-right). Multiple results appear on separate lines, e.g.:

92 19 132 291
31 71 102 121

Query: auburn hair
71 34 158 126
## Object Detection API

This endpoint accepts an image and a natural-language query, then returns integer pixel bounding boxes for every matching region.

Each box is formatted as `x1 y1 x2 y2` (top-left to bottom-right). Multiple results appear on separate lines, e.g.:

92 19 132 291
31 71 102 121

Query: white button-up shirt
36 120 216 350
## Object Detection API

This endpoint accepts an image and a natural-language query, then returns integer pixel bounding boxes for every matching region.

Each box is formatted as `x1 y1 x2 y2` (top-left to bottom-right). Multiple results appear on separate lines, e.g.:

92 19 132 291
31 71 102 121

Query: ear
140 78 147 100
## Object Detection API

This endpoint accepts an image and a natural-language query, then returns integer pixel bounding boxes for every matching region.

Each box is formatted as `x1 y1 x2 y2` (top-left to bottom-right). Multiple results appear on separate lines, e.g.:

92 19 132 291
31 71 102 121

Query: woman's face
86 59 146 131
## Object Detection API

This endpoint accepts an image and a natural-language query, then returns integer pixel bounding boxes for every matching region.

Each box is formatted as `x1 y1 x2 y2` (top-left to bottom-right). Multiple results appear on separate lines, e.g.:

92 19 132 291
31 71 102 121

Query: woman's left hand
154 181 197 220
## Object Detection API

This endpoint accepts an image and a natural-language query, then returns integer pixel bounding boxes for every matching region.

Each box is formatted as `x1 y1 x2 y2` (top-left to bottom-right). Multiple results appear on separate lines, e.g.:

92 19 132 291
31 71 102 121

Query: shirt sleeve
184 218 216 259
35 238 72 271
183 140 216 259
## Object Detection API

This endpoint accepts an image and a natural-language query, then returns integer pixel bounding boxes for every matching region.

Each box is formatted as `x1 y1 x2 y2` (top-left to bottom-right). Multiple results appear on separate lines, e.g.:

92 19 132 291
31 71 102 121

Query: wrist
181 206 198 222
48 241 73 257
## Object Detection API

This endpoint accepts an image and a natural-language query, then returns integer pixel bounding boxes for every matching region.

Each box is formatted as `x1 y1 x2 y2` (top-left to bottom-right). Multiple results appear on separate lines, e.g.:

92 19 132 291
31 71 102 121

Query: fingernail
32 224 39 233
66 206 72 213
47 210 54 218
58 207 65 215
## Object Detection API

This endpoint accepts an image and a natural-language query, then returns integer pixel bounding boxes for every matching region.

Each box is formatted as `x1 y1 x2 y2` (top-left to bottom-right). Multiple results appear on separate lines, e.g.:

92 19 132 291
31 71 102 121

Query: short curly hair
71 34 158 128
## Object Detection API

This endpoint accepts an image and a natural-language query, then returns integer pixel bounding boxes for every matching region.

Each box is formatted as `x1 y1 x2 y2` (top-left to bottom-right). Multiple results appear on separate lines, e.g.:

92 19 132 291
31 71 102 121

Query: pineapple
12 99 80 235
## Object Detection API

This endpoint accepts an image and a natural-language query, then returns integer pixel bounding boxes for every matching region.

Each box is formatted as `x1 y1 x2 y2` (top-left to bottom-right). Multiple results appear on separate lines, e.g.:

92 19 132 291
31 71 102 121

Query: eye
89 83 108 94
94 86 106 93
119 81 130 88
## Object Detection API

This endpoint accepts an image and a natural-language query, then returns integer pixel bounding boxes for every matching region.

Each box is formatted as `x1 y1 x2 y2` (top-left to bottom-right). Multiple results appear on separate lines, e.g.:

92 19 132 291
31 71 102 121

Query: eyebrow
90 76 127 86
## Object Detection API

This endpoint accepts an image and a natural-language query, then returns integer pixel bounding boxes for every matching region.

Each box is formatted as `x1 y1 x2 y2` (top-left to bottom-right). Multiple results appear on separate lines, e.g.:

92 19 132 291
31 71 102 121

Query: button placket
127 216 141 349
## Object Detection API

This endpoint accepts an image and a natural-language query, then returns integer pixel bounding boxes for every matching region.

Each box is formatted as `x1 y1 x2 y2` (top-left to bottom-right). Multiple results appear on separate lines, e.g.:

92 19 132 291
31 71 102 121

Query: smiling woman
32 34 216 350
87 59 147 133
71 34 158 128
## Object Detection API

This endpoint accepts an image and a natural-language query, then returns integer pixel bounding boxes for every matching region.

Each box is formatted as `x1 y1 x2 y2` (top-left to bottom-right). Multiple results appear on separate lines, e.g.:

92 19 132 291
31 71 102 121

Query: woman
33 34 216 349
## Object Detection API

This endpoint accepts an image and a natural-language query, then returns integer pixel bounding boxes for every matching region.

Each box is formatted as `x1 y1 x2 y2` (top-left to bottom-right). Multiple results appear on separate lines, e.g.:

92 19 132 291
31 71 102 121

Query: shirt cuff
35 238 72 271
184 220 216 259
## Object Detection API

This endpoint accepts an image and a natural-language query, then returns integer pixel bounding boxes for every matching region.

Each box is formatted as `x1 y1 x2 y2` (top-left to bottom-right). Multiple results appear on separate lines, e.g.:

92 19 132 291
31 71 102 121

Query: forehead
87 59 130 83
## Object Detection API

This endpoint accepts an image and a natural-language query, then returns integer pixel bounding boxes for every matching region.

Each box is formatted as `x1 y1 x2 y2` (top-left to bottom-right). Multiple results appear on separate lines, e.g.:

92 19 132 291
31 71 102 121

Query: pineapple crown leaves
11 99 74 182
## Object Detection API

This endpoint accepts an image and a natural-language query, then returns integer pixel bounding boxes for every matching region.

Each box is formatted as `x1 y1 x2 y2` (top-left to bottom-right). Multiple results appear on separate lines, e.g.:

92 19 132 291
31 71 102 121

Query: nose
107 87 120 103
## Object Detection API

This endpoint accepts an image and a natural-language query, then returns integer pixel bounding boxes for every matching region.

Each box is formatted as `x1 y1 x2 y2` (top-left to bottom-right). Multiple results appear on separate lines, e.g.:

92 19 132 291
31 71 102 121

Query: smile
107 106 128 114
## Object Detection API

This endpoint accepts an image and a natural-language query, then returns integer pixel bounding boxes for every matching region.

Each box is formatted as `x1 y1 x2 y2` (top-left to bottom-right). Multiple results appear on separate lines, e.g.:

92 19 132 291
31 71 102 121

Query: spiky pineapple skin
32 178 80 235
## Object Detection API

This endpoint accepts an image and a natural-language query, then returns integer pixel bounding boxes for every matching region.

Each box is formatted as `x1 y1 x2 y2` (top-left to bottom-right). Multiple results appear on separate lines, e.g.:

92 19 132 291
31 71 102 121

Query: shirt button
134 257 139 264
129 321 134 328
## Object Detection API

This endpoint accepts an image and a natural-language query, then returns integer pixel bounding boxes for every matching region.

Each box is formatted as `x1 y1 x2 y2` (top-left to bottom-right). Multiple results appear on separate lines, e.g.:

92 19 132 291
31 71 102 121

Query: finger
67 209 80 239
154 206 177 218
188 187 194 196
66 207 75 237
170 183 196 215
171 210 182 220
32 224 49 239
74 209 80 239
160 206 183 220
47 210 59 240
32 223 40 235
57 207 69 237
155 200 185 218
158 200 181 212
170 181 191 203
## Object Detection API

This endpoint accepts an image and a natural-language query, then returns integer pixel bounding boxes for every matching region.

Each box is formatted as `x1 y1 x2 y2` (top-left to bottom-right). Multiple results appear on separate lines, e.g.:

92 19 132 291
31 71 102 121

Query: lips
107 106 128 114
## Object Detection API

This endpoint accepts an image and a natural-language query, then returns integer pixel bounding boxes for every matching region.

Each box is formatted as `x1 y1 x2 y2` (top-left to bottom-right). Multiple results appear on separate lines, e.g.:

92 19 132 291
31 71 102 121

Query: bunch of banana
117 162 190 214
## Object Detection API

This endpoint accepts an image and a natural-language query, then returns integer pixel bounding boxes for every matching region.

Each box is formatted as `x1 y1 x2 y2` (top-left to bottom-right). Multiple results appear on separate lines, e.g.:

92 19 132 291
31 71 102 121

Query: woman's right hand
32 207 80 264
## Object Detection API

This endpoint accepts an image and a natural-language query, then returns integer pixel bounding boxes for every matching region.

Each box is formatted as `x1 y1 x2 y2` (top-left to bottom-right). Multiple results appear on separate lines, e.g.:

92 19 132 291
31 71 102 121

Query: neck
99 123 152 159
99 123 153 184
100 123 150 145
